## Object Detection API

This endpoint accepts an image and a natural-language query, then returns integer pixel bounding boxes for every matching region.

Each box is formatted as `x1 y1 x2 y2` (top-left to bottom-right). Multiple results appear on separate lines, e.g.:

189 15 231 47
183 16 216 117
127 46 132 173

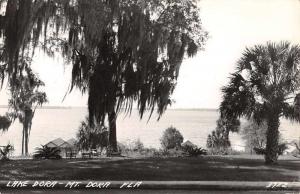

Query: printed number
266 182 288 188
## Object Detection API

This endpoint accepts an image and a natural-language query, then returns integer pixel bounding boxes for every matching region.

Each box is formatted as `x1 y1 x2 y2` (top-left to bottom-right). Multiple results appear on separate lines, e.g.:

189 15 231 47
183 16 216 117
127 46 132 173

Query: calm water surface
0 108 299 155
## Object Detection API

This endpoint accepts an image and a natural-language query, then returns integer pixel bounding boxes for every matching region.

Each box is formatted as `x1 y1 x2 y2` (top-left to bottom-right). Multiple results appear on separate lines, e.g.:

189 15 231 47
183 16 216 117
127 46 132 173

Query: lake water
0 107 299 155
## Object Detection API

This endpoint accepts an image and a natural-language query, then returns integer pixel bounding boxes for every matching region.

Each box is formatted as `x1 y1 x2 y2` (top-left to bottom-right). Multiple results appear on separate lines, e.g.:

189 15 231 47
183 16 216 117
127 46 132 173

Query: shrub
76 117 108 152
206 130 230 153
156 149 170 157
227 149 244 155
183 144 207 157
153 150 162 158
133 139 144 152
253 143 288 155
143 148 157 156
207 148 228 155
0 144 14 161
33 145 62 159
278 143 288 155
160 126 184 150
117 142 126 153
253 147 265 155
241 119 267 153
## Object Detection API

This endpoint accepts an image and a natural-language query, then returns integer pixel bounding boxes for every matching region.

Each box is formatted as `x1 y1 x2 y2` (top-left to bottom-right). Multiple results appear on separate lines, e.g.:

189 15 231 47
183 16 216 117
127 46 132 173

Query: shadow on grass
0 156 299 181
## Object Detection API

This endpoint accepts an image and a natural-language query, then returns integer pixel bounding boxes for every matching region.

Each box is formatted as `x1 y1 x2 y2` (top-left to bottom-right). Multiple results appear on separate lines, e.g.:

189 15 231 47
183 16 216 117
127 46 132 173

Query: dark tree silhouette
220 41 300 164
206 117 240 154
33 145 62 160
160 126 184 150
215 117 240 144
63 0 208 152
0 0 58 156
241 119 267 153
7 62 47 156
0 115 11 132
0 0 64 85
0 0 207 152
76 117 108 153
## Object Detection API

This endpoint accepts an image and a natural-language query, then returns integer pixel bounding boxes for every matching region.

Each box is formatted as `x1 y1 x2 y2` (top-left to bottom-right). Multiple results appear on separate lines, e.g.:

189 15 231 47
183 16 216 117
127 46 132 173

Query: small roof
60 141 73 148
182 140 196 147
45 138 66 147
66 138 76 146
45 142 57 148
285 144 298 153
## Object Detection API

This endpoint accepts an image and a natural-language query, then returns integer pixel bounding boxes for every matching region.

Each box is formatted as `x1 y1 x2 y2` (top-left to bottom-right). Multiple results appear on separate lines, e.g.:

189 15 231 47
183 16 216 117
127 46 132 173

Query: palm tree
33 145 61 160
8 62 47 156
0 144 14 161
220 41 300 164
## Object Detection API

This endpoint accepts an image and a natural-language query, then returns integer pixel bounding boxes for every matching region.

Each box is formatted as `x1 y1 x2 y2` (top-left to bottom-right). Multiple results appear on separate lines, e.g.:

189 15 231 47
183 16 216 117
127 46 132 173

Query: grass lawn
0 155 299 181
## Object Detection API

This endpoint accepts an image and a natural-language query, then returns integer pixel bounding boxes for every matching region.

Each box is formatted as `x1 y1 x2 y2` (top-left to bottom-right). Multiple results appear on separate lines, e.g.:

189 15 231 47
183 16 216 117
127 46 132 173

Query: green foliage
6 61 47 155
76 117 109 151
253 143 288 156
160 126 184 150
182 144 207 157
241 118 267 152
219 41 300 163
153 149 170 158
206 129 230 155
0 0 64 85
216 117 240 135
61 0 208 128
0 115 11 132
220 41 300 123
133 138 144 152
206 117 237 154
0 143 14 161
119 141 157 157
33 145 62 160
0 0 207 152
253 147 265 155
8 64 47 124
0 0 49 156
295 142 300 153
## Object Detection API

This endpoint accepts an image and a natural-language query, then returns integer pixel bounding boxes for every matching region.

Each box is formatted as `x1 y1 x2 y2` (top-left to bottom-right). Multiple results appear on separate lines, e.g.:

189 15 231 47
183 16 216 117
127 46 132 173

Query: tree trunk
108 110 118 152
23 108 32 156
265 114 280 165
224 129 230 147
21 128 24 155
24 126 29 155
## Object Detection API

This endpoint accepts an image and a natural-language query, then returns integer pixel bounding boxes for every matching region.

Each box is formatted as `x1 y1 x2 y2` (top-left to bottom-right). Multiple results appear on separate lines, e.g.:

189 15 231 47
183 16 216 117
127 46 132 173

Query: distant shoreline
0 105 217 111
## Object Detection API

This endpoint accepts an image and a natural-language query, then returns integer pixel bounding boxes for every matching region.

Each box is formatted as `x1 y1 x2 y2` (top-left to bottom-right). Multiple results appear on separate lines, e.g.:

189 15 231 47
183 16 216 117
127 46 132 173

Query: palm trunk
24 126 29 155
23 109 32 156
224 129 230 148
265 114 280 165
22 128 25 155
108 110 117 153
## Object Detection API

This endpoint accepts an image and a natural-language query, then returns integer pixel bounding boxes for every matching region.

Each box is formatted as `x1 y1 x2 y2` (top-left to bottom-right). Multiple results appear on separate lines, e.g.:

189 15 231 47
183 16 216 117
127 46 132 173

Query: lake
0 107 299 155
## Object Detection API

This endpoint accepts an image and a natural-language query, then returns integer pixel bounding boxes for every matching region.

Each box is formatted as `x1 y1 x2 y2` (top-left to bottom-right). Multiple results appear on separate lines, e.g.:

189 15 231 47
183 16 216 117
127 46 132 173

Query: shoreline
0 106 218 111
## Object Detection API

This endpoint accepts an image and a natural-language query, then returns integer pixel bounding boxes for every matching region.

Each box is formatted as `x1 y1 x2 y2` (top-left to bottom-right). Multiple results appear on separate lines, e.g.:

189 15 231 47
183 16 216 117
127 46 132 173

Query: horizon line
0 105 218 110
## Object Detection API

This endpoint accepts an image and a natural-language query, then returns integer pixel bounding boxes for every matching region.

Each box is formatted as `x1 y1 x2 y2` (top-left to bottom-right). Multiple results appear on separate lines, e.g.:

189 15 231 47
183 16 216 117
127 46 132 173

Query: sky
0 0 300 108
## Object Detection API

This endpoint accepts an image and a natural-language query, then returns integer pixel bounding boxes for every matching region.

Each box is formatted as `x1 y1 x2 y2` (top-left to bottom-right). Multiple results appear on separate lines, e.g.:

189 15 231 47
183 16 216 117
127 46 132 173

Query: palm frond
221 41 300 124
33 145 61 159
